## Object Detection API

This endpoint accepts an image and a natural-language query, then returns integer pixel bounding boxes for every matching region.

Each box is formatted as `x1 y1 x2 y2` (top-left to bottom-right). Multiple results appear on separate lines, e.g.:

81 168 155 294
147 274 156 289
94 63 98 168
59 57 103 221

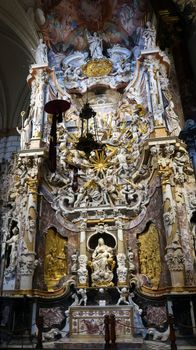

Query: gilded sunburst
87 149 115 175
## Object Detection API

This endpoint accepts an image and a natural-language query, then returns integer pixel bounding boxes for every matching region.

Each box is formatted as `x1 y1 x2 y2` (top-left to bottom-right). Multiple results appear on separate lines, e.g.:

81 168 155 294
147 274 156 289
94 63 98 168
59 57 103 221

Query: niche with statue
87 229 117 287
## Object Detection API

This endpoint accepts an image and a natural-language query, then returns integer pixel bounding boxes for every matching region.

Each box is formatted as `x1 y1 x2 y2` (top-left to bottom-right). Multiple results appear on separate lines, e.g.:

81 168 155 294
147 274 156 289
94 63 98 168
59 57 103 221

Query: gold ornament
85 149 117 176
138 223 161 290
44 228 67 291
32 131 42 138
27 178 38 193
89 150 110 172
138 121 148 134
20 111 26 118
159 168 173 185
82 59 113 77
135 104 145 117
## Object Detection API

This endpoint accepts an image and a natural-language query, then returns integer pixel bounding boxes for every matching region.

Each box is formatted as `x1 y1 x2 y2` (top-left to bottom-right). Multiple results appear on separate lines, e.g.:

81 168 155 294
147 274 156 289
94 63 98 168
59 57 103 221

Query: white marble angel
86 31 103 59
78 288 87 306
142 21 156 50
35 38 48 65
6 226 19 268
165 100 181 136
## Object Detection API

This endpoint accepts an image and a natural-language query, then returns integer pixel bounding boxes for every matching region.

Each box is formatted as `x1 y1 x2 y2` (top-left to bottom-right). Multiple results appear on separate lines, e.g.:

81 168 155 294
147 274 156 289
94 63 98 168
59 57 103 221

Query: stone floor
0 338 196 349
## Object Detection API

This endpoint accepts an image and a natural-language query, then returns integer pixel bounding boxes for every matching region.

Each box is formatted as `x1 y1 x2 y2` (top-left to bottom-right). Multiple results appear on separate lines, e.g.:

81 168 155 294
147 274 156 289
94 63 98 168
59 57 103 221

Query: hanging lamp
76 102 103 156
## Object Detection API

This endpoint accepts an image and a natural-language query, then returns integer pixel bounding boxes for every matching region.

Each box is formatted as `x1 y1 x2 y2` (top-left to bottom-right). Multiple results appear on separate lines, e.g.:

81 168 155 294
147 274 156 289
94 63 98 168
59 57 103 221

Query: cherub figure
116 287 129 305
78 288 87 306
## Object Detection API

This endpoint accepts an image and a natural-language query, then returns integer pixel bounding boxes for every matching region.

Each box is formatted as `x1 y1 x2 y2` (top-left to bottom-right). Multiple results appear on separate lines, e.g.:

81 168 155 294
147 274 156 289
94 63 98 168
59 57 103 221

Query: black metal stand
168 314 177 350
104 315 110 349
104 314 117 350
110 314 116 349
35 315 43 349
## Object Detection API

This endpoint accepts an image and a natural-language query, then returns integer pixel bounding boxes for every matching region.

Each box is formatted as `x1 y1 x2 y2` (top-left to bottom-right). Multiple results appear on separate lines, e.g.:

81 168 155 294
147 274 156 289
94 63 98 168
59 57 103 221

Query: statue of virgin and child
90 238 115 287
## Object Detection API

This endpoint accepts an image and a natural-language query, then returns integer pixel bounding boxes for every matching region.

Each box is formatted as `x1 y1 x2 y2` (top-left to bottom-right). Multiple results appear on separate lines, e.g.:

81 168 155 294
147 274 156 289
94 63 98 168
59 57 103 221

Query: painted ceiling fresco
38 0 148 54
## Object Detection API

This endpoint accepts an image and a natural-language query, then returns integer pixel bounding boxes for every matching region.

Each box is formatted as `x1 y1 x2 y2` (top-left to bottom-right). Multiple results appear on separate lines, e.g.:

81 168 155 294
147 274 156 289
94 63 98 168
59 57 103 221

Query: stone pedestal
170 270 185 288
30 137 43 149
19 252 37 290
150 126 168 138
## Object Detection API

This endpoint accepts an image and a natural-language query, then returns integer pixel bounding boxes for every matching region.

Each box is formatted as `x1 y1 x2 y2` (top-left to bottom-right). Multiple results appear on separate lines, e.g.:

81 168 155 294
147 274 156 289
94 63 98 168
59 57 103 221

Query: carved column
116 218 124 254
165 241 185 288
27 66 49 149
77 255 88 287
26 177 39 250
158 146 185 287
80 221 87 255
172 147 196 284
149 63 161 119
143 57 164 126
116 218 127 285
141 51 169 138
159 158 177 245
19 156 41 290
77 221 88 287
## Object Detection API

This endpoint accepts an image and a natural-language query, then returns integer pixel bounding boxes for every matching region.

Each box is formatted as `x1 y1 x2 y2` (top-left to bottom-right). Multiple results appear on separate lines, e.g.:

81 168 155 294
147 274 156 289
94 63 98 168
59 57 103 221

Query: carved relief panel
44 227 68 290
138 223 161 290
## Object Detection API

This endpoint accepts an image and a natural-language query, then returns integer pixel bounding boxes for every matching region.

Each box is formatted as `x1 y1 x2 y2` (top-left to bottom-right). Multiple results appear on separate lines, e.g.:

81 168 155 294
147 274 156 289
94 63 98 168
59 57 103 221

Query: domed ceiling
37 0 147 53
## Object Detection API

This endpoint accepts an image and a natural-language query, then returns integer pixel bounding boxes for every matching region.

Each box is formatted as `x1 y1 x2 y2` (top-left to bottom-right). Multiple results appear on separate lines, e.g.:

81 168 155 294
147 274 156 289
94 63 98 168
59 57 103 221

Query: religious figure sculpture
117 253 127 284
165 100 181 136
165 238 185 272
114 148 128 174
78 288 87 306
6 226 19 271
90 238 115 287
116 287 146 337
142 22 156 50
128 249 135 272
86 31 103 59
30 70 47 137
128 293 147 338
116 287 130 305
71 250 78 273
16 113 31 150
77 255 88 285
64 291 79 334
173 151 189 176
35 38 48 65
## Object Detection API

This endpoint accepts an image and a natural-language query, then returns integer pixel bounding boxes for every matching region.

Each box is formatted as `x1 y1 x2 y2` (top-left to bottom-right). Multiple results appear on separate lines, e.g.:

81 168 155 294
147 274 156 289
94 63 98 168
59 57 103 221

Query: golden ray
87 149 114 174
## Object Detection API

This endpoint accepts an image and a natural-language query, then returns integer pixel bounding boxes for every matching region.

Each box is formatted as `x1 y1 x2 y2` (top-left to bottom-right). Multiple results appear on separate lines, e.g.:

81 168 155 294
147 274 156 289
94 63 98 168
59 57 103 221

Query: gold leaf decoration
82 59 113 77
44 228 67 291
138 223 161 290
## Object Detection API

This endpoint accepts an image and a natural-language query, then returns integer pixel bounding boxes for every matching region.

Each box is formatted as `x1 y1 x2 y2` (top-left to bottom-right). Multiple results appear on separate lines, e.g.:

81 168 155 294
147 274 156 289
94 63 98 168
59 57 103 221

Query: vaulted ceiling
0 0 38 135
0 0 195 136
